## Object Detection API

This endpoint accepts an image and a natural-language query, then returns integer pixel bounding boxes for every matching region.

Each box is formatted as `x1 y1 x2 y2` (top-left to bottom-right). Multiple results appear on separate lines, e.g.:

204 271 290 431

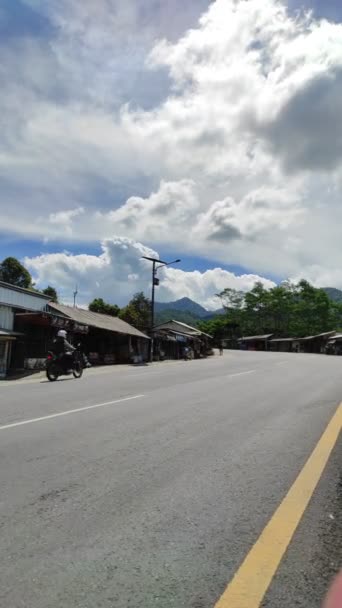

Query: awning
0 329 24 340
155 332 177 342
15 311 89 334
157 328 199 341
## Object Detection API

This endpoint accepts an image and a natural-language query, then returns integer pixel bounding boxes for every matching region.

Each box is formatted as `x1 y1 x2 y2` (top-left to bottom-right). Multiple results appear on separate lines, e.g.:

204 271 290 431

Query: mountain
154 287 342 326
155 297 209 317
202 308 225 319
154 297 225 326
322 287 342 302
154 309 202 326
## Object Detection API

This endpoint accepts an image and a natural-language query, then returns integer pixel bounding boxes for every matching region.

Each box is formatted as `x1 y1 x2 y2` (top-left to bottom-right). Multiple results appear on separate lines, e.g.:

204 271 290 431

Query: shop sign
73 323 89 334
51 316 88 334
51 316 71 329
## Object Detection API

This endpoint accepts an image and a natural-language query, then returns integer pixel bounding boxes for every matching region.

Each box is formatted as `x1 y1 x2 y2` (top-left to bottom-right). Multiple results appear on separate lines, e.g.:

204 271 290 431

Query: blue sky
288 0 341 20
1 0 342 307
0 0 54 39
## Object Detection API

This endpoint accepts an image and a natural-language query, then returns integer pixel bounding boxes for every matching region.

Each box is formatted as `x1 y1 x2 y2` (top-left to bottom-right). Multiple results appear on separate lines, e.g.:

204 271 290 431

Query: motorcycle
46 349 83 382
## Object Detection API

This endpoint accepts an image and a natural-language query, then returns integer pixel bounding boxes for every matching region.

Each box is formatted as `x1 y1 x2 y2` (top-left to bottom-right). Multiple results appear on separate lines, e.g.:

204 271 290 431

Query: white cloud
291 266 342 290
2 0 342 287
95 179 199 244
194 187 304 242
24 237 158 306
25 236 275 309
159 266 275 310
47 207 84 236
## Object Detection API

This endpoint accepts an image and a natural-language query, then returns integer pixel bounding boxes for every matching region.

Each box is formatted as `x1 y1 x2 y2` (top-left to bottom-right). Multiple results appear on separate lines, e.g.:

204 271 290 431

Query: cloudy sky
1 0 342 309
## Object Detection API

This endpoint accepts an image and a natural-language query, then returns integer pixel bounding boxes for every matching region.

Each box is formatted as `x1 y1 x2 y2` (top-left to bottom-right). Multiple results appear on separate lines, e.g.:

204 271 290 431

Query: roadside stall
15 303 149 367
269 337 300 353
298 331 336 354
238 334 274 351
0 329 22 378
153 320 212 360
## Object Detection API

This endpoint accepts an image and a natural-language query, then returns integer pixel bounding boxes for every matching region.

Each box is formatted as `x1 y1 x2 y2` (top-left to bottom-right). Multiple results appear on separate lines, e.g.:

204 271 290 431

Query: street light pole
142 256 181 362
151 259 157 346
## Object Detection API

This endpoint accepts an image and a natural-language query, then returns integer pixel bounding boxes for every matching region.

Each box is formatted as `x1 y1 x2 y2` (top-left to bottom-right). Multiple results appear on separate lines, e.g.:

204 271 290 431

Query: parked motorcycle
46 349 83 382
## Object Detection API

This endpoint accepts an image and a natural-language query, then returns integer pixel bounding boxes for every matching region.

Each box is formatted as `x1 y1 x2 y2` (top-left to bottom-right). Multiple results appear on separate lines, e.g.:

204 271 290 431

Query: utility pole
73 285 78 308
142 256 181 362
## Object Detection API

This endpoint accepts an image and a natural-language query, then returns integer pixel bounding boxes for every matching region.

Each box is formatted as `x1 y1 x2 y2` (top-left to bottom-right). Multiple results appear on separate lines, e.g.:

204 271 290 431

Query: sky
1 0 342 309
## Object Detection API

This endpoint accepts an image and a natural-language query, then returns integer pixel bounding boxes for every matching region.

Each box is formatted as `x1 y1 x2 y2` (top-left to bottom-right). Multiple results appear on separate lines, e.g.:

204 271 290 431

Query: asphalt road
1 351 341 608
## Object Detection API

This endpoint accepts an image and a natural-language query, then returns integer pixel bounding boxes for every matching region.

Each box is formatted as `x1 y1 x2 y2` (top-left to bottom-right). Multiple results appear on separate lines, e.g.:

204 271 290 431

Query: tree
218 288 245 312
119 292 151 332
243 282 271 334
89 298 120 317
0 257 32 288
155 309 200 326
266 285 294 335
216 288 245 336
42 285 58 303
198 316 229 342
290 280 332 337
213 279 342 340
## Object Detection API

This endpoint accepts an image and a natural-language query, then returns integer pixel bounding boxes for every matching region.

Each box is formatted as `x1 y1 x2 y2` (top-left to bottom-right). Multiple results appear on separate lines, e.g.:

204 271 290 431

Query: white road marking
228 370 256 378
127 370 169 378
0 395 144 431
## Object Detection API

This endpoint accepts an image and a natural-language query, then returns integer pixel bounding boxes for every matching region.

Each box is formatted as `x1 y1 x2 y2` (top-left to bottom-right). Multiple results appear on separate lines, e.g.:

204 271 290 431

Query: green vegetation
89 293 150 333
155 309 201 326
119 292 151 333
322 287 342 303
2 256 342 340
0 256 32 288
0 258 58 302
89 297 120 317
42 285 58 303
198 280 342 343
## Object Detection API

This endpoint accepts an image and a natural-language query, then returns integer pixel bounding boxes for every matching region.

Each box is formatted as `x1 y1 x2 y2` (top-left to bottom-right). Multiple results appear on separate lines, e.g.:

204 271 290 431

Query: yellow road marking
215 403 342 608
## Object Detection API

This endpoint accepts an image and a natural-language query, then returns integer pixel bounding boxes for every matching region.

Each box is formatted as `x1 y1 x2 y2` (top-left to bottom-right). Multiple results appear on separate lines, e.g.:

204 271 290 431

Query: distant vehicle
46 348 83 382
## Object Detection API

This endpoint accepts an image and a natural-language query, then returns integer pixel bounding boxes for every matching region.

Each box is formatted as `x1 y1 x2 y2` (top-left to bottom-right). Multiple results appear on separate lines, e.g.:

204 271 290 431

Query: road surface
1 351 341 608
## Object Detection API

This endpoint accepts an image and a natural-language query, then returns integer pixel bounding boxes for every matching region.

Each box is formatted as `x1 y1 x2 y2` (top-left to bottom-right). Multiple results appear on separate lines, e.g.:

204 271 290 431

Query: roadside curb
0 357 219 387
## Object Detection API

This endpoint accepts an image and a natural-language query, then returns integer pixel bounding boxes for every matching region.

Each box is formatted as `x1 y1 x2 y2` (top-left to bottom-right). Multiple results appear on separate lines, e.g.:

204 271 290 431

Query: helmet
57 329 67 338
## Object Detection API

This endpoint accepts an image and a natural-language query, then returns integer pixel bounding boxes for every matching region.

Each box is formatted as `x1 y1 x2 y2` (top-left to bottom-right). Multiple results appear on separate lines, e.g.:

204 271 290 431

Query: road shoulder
262 437 342 607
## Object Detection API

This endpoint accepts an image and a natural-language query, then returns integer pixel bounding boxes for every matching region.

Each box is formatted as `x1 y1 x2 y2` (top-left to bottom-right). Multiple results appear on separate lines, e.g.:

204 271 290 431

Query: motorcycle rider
52 329 75 372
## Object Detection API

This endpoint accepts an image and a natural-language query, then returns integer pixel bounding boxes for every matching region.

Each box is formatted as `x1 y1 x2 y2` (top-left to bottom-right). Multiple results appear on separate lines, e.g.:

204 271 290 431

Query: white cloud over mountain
2 0 342 293
25 237 275 309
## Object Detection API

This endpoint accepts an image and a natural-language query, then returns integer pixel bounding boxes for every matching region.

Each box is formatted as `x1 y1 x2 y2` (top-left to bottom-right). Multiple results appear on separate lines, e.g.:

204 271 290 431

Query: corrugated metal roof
154 320 200 334
315 331 336 338
300 331 336 341
49 303 149 340
170 320 201 333
270 337 297 343
154 319 212 339
239 334 274 341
